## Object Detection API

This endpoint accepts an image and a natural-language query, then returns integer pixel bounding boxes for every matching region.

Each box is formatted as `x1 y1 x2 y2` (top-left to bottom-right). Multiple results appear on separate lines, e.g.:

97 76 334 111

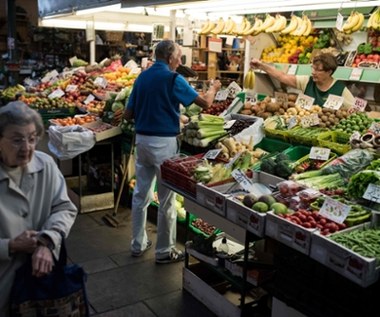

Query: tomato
309 220 317 228
319 218 327 225
298 214 307 222
302 222 312 229
321 228 330 235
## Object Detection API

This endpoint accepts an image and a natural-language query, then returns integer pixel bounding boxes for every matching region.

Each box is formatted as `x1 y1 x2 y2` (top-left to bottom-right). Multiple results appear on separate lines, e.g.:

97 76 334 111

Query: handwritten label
287 116 298 129
224 120 236 130
215 89 229 101
295 93 314 110
48 88 65 99
348 97 367 114
225 152 242 169
275 92 289 108
226 81 242 98
300 113 319 128
368 122 380 135
208 37 223 53
83 94 95 105
349 68 363 81
65 84 78 92
41 70 59 83
204 149 222 160
94 77 108 89
363 183 380 203
336 12 344 31
231 169 255 193
323 94 344 110
319 196 351 224
287 64 298 75
309 147 330 161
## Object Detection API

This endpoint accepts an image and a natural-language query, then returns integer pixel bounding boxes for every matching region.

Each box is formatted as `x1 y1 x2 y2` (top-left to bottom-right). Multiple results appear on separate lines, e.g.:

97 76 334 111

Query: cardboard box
310 223 380 287
265 211 317 255
83 121 122 142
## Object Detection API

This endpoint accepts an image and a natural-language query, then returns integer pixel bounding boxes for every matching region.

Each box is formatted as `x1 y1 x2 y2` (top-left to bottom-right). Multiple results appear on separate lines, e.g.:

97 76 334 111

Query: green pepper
344 213 372 227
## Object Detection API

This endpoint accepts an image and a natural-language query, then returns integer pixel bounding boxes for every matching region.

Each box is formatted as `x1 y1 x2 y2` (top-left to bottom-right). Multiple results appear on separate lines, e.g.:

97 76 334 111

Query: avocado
258 194 276 208
252 202 269 213
242 193 257 208
271 202 289 215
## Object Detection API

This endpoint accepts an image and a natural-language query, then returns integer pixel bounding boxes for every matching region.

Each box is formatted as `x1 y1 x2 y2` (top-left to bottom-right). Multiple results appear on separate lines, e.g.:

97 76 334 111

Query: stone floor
66 207 216 317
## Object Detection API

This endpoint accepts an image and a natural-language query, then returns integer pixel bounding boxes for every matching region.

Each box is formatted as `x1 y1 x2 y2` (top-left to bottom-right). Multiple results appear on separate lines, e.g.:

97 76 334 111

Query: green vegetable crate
293 151 337 172
317 131 351 155
310 223 380 287
264 127 291 142
254 137 292 153
282 145 311 162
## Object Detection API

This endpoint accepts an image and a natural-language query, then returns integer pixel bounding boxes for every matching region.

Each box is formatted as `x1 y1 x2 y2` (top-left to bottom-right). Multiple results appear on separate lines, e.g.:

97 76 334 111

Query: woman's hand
250 58 262 70
9 230 38 254
32 246 54 277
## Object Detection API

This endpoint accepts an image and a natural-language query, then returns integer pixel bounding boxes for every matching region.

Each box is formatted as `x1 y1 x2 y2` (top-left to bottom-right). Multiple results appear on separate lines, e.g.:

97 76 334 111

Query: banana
265 14 286 33
223 17 234 34
211 17 225 35
241 19 252 35
243 69 255 90
281 15 298 34
235 17 249 35
243 17 263 35
371 8 380 30
260 14 276 32
303 16 313 36
291 15 307 36
367 10 376 29
199 19 215 35
351 12 364 32
342 11 360 33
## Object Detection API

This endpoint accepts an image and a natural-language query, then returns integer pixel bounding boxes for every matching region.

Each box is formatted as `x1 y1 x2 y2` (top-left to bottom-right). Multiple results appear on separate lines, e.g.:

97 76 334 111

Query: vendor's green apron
304 78 346 107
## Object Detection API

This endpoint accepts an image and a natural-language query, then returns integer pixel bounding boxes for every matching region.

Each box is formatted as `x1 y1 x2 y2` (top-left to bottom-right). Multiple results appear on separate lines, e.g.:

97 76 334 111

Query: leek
198 113 224 122
197 129 226 139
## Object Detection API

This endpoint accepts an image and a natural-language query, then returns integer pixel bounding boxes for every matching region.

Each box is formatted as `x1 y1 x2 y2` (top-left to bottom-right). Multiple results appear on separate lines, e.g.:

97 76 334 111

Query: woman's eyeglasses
3 134 40 148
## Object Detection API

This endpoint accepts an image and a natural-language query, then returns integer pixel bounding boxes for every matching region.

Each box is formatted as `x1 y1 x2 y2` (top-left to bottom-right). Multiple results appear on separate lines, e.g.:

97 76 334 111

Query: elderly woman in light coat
0 101 78 316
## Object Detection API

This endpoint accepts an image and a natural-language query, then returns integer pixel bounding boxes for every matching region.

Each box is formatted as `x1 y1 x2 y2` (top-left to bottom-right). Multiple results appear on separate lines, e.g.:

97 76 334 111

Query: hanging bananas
243 17 263 36
210 17 225 35
243 69 256 90
199 19 215 35
223 17 237 34
281 15 299 34
367 7 380 30
265 14 287 33
342 11 365 34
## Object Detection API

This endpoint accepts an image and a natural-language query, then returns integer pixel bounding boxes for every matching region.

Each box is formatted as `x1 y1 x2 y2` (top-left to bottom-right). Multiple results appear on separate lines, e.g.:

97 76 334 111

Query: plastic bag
48 125 96 160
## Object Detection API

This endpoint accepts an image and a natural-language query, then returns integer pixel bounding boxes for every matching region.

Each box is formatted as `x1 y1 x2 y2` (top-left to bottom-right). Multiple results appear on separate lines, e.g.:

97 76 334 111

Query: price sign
204 149 222 160
309 146 330 161
226 81 242 99
348 97 367 114
224 119 236 129
300 113 320 128
287 116 298 129
275 92 289 107
319 196 351 224
48 88 65 99
287 64 298 75
215 89 229 101
336 12 344 31
209 37 223 53
295 93 314 110
349 68 363 81
94 77 108 89
41 70 59 83
83 94 95 105
350 131 361 142
368 122 380 135
363 183 380 203
231 169 255 193
65 84 78 92
225 152 242 169
323 94 344 110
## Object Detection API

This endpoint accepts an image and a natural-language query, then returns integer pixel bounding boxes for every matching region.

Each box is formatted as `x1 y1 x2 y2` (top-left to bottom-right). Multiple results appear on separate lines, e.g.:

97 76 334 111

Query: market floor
66 207 217 317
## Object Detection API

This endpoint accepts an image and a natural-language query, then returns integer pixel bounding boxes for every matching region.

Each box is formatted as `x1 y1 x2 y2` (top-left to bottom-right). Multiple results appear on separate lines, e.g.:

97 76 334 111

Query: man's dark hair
154 40 177 62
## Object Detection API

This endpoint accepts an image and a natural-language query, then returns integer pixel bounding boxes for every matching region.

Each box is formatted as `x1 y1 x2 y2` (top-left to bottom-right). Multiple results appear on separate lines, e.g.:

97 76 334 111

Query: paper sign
204 149 222 160
83 94 95 105
225 35 234 46
226 81 242 98
348 97 367 114
309 147 330 161
94 77 108 89
41 70 59 83
65 84 78 92
323 94 344 110
368 122 380 135
48 88 65 99
300 113 320 128
215 89 229 101
225 152 242 169
231 169 255 193
287 64 298 75
336 12 344 31
363 183 380 203
287 116 298 129
295 93 314 110
349 68 363 81
275 92 289 107
208 37 223 53
69 56 78 66
224 120 236 129
319 196 351 224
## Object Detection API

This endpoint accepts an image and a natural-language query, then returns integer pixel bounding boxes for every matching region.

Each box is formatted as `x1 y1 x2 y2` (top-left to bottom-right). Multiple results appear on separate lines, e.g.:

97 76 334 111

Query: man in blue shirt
125 40 221 264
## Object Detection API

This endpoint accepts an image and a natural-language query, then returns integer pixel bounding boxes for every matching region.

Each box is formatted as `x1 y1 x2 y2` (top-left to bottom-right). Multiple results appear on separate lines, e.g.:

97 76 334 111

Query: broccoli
275 160 294 178
275 153 290 164
260 158 277 174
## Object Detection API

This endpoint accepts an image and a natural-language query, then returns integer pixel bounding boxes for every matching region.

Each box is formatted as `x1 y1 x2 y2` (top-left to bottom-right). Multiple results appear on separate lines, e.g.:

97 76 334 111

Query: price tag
69 56 78 66
363 183 380 203
348 97 367 114
215 89 229 101
225 152 242 169
83 94 95 105
208 37 223 53
295 93 314 110
287 116 298 129
336 12 344 31
319 196 351 224
323 94 344 110
368 122 380 135
224 119 236 129
287 64 298 75
65 84 78 92
225 35 234 46
300 113 319 128
226 81 242 99
231 169 255 193
349 68 363 81
41 70 59 83
275 92 289 108
350 131 361 142
94 77 108 89
309 147 330 161
48 88 65 99
204 149 222 160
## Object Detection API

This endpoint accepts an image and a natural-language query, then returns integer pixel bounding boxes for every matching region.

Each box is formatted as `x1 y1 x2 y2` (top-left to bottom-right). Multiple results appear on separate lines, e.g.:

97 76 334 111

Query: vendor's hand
9 230 38 254
250 58 262 70
212 79 222 91
32 246 54 277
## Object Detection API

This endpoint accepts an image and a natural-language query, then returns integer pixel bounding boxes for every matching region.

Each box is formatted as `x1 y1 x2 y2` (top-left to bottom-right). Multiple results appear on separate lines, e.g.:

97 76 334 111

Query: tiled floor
66 207 217 317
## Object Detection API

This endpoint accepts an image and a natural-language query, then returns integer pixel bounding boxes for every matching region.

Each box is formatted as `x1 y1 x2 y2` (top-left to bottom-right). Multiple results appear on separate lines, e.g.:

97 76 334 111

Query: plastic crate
282 145 311 162
317 131 351 155
287 127 327 147
254 137 292 154
293 152 337 173
264 128 291 142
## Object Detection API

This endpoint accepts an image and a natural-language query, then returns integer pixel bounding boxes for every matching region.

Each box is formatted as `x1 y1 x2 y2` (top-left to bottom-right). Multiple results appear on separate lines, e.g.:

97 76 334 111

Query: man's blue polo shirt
127 61 198 137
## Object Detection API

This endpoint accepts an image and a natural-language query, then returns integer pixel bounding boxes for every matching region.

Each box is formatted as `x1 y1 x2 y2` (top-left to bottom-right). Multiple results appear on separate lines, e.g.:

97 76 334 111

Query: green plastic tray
283 145 311 162
254 137 292 154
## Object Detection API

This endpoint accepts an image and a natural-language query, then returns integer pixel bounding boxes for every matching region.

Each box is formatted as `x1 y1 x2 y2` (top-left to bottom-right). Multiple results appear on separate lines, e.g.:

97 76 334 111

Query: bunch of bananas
0 84 26 101
243 69 255 90
367 7 380 30
281 14 313 37
342 11 365 34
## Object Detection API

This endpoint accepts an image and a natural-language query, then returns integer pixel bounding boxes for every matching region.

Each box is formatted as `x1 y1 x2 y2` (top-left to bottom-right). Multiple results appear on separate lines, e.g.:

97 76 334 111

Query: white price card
295 93 314 110
204 149 222 160
275 92 289 107
300 113 320 128
94 77 108 89
225 152 242 169
348 97 367 114
287 116 298 129
287 64 298 75
349 68 363 81
224 119 236 129
309 147 330 161
231 169 255 193
368 122 380 135
363 183 380 203
65 84 78 92
215 89 229 101
208 37 223 53
323 94 344 110
226 81 242 98
336 12 344 31
319 196 351 224
83 94 95 105
48 88 65 99
41 70 59 83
